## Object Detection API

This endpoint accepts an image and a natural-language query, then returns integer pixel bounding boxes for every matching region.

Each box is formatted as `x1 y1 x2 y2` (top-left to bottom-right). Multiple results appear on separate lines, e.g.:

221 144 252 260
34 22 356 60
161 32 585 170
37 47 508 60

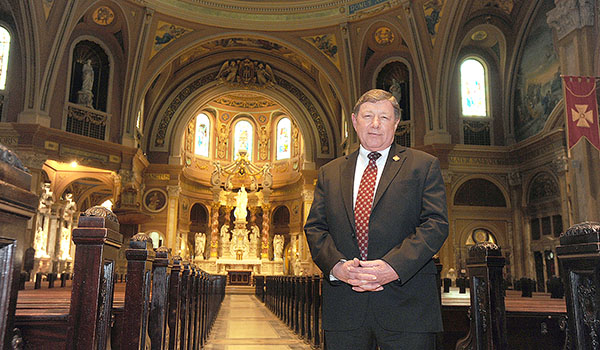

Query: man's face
352 100 399 152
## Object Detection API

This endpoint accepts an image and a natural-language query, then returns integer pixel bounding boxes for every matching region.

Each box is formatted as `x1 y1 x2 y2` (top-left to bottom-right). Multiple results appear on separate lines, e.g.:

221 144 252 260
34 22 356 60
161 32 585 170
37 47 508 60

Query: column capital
547 0 595 41
166 185 181 198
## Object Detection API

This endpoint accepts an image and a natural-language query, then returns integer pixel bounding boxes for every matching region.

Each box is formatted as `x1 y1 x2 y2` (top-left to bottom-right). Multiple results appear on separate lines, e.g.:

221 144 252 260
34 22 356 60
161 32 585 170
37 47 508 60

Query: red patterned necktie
355 151 381 260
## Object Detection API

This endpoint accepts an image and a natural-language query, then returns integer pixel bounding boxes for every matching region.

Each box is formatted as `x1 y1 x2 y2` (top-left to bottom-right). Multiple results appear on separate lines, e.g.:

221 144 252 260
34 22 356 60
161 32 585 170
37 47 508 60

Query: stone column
301 189 314 261
166 185 181 251
261 204 271 260
209 203 220 259
547 0 600 223
508 171 527 277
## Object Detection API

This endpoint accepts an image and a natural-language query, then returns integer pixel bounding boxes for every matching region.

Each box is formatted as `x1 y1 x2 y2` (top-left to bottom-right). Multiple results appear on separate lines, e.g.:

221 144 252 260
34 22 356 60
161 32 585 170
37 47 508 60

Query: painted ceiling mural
423 0 445 44
513 0 561 142
302 34 341 71
151 21 193 58
177 38 317 76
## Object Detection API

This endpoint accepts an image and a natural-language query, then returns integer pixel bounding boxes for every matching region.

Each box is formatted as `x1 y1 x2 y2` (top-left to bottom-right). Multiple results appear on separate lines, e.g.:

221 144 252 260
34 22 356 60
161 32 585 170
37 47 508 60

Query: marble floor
204 294 314 350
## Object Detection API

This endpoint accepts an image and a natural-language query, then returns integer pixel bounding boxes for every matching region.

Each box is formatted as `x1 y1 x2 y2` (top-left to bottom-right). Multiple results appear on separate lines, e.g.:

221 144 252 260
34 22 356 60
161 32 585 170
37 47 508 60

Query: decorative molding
508 171 521 187
215 59 276 88
547 0 595 41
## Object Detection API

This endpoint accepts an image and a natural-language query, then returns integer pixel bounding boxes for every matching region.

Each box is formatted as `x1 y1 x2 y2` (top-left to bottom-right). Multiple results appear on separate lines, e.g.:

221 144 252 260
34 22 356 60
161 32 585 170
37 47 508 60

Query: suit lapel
373 144 407 210
341 151 358 232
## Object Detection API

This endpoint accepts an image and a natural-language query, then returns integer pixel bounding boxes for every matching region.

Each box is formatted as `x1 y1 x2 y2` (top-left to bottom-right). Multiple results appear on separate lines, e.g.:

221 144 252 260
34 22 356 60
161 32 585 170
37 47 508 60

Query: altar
215 258 262 274
227 270 252 285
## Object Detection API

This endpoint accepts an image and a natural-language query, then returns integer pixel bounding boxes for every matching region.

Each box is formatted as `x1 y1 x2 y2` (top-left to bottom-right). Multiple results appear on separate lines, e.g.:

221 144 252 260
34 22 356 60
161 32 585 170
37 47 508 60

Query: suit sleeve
381 157 448 284
304 167 346 280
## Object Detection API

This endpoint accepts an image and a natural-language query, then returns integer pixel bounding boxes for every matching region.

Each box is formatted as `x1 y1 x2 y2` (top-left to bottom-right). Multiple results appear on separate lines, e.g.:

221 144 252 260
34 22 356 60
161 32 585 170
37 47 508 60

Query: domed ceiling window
276 117 291 160
460 58 488 117
234 119 253 160
194 112 210 157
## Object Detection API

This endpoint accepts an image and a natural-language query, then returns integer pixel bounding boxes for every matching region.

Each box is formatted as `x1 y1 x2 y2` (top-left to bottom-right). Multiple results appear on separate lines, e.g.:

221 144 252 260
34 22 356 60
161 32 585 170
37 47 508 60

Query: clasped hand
332 258 399 292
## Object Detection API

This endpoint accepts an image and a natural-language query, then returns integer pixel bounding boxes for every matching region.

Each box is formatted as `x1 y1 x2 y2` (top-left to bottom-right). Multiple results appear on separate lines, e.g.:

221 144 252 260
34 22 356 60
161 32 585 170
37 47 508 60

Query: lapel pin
393 155 400 161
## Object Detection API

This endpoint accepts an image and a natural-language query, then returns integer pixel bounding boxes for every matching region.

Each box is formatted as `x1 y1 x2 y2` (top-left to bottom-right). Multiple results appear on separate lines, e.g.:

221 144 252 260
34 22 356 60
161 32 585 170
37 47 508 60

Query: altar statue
195 233 206 260
234 186 248 221
273 234 284 261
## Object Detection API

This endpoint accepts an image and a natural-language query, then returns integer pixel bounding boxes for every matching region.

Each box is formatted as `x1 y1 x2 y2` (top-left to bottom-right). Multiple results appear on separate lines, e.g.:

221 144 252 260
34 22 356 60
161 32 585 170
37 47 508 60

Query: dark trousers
324 302 436 350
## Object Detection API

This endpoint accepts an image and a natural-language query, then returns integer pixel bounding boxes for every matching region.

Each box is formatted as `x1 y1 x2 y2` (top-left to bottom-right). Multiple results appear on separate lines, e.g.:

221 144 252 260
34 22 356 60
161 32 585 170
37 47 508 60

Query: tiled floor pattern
204 294 313 350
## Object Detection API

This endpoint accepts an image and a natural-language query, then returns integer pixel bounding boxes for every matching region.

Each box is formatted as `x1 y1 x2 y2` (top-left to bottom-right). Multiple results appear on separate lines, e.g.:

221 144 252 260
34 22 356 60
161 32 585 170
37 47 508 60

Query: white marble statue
195 233 206 260
77 59 94 107
34 183 53 258
234 186 248 221
273 234 284 261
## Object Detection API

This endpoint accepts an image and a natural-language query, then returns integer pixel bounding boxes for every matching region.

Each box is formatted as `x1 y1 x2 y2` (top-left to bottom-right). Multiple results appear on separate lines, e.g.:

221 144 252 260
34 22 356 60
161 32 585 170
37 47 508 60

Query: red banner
562 76 600 150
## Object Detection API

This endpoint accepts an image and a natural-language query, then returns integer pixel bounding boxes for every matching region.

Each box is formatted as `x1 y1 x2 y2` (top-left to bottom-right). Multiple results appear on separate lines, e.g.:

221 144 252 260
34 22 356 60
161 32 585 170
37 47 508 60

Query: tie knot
368 152 381 161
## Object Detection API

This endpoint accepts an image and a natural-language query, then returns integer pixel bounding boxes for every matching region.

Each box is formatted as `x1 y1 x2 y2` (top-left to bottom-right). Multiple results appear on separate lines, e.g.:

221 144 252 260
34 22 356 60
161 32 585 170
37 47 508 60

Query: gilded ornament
374 27 395 45
93 6 115 26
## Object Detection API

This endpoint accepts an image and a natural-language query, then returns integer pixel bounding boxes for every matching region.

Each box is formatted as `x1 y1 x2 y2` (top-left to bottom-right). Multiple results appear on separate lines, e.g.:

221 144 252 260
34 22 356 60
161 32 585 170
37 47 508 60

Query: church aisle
204 294 313 350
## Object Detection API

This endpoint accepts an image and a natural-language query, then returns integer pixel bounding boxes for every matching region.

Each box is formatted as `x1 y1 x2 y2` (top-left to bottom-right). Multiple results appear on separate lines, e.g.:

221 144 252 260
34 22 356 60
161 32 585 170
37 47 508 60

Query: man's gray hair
352 89 401 120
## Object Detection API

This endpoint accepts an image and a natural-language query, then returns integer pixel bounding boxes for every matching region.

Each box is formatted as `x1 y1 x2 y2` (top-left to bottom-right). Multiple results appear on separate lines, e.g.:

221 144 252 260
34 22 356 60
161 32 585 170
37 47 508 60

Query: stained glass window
276 117 291 160
460 58 488 117
194 113 210 157
0 27 10 90
234 120 253 160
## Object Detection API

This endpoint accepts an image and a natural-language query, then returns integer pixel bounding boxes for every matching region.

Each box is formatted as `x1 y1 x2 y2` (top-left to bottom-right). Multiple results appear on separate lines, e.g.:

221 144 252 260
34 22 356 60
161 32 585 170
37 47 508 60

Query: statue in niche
77 59 94 107
195 233 206 260
389 78 402 105
234 186 248 221
217 123 229 159
259 125 269 161
273 234 284 261
220 224 230 240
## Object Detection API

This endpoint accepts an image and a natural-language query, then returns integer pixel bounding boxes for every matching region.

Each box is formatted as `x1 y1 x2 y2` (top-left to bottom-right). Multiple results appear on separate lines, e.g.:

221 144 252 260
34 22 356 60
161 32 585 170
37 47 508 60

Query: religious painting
143 188 167 213
151 21 192 58
513 0 561 142
375 61 410 121
423 0 445 42
194 38 315 75
302 34 340 70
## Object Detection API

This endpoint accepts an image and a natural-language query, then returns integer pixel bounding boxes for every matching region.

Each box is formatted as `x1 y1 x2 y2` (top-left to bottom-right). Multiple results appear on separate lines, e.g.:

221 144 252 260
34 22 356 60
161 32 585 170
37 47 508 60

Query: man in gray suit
305 89 448 349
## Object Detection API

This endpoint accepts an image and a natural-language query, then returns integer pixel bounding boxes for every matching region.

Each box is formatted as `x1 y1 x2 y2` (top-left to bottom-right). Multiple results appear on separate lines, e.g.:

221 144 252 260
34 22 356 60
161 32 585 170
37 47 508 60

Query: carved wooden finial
83 206 119 225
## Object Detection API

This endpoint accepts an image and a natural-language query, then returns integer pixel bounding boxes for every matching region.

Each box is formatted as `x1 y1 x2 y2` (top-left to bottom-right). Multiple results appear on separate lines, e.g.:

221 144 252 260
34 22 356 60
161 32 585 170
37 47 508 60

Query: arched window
0 26 11 90
234 119 253 160
460 58 488 117
276 117 291 160
194 113 210 157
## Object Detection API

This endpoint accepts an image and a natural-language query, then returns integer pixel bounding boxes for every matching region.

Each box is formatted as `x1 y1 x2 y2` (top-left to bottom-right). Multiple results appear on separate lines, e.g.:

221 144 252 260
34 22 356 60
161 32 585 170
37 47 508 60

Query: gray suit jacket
304 144 448 332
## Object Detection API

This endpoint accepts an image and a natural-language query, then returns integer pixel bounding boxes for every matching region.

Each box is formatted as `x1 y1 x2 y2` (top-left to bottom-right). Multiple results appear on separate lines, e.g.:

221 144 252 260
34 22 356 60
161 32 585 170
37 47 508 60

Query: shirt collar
358 145 391 163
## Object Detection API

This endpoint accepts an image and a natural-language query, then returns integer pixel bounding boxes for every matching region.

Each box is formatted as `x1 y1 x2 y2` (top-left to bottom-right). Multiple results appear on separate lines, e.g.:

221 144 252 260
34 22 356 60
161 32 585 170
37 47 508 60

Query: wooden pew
66 207 123 350
0 143 38 349
16 216 226 349
557 222 600 349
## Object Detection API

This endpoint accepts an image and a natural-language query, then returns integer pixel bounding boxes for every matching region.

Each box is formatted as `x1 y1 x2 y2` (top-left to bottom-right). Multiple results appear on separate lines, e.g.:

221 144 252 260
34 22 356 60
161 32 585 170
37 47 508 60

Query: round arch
451 174 511 208
151 72 336 165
